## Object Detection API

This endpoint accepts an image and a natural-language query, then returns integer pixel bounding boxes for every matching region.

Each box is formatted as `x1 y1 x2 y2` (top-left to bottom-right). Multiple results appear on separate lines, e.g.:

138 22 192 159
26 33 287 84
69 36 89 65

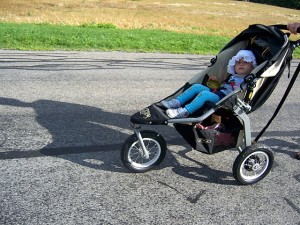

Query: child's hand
207 76 221 89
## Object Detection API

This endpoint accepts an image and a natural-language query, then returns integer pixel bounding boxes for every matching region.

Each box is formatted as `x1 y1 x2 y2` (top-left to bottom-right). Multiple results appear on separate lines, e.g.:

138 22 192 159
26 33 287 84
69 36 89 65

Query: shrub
240 0 300 9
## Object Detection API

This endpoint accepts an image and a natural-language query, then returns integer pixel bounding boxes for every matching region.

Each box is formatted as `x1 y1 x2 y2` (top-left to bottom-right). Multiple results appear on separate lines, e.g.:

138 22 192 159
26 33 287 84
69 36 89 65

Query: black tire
233 143 274 185
121 130 167 173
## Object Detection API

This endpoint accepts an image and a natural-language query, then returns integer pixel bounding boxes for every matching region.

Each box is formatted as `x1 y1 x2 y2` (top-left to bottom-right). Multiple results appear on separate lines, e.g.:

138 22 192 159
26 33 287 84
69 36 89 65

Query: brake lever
242 74 257 88
242 74 257 104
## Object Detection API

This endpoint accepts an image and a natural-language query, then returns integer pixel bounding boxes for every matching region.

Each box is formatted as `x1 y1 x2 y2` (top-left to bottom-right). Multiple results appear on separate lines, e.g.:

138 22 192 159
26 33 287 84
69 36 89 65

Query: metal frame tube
133 126 150 159
234 104 252 147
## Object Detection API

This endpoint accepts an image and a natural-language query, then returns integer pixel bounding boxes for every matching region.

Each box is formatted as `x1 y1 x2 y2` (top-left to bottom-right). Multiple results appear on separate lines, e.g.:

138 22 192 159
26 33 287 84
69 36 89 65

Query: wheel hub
244 156 261 171
251 163 261 171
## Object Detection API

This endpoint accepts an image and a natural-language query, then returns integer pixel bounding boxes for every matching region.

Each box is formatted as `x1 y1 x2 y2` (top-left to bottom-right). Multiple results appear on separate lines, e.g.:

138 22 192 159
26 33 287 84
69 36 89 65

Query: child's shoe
166 107 189 118
161 99 181 109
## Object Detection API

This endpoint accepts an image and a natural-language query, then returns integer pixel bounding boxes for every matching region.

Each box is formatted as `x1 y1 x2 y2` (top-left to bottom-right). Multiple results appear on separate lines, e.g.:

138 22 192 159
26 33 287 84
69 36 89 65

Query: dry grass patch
1 0 300 36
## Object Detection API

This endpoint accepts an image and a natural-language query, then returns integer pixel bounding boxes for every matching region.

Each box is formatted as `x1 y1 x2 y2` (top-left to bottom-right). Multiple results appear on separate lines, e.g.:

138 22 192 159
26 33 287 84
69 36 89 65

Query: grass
0 22 231 54
1 0 300 36
0 0 300 56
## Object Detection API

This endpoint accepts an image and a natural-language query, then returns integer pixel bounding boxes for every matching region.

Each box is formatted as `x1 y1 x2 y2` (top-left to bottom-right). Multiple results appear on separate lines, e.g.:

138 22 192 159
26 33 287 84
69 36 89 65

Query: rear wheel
233 144 274 185
121 130 167 173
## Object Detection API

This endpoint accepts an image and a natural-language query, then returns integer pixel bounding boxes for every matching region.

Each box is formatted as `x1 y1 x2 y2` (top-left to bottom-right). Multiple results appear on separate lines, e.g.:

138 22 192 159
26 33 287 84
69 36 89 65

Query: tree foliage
244 0 300 9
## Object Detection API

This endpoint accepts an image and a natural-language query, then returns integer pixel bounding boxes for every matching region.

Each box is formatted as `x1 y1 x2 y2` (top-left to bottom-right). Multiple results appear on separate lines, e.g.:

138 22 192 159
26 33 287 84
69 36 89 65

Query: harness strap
254 61 300 142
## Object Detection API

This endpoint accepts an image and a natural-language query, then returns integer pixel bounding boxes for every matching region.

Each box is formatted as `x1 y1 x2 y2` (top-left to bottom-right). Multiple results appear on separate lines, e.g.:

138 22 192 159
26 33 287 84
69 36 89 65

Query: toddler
161 50 257 118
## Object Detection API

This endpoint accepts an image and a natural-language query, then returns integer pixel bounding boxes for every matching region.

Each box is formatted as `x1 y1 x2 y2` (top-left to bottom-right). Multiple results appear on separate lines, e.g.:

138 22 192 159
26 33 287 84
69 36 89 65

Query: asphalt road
0 50 299 225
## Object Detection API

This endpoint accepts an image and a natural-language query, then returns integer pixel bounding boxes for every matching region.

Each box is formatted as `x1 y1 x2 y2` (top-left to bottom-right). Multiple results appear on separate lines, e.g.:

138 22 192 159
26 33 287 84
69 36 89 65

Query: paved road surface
0 50 299 224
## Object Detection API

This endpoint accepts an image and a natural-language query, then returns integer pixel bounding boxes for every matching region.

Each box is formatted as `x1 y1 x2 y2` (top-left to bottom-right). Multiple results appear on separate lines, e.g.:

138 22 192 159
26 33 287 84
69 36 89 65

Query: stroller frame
121 24 300 185
134 89 252 152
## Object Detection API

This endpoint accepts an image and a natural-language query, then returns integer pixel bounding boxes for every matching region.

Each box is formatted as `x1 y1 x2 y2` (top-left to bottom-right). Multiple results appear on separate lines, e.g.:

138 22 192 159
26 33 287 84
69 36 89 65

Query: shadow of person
0 97 183 173
0 97 268 185
0 97 135 172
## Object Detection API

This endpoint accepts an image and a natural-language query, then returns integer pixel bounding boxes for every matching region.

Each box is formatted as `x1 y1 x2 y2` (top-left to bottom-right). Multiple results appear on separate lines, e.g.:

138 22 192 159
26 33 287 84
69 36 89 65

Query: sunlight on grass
0 22 231 54
0 0 300 57
1 0 299 37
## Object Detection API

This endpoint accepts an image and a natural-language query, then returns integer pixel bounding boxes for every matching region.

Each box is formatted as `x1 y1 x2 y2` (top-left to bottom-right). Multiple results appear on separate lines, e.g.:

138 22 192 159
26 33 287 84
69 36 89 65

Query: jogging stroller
120 24 300 185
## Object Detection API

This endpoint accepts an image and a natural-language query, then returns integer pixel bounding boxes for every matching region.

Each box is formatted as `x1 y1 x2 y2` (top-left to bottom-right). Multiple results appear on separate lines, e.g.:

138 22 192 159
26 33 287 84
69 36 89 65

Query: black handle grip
272 24 288 30
272 24 300 33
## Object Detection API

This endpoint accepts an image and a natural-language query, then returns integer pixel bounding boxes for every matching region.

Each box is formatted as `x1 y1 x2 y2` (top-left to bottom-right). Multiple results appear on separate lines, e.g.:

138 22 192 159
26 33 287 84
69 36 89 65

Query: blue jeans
176 84 220 114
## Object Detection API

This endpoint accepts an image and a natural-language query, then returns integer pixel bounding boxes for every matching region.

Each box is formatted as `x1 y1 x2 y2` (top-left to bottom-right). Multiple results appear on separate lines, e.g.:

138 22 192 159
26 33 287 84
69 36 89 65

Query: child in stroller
161 50 257 118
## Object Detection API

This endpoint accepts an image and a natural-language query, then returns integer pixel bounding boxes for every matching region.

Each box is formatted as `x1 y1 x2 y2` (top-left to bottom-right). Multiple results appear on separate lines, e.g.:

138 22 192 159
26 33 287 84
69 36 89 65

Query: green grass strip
0 22 230 54
0 22 299 58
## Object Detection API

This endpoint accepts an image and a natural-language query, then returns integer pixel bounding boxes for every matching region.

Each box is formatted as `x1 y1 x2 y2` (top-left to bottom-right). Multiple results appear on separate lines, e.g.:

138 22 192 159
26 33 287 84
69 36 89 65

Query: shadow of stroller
163 144 238 186
257 132 300 159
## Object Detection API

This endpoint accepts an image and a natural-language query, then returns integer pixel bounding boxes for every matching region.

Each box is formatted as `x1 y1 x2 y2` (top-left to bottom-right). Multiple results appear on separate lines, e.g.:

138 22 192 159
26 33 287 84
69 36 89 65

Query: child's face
234 58 254 75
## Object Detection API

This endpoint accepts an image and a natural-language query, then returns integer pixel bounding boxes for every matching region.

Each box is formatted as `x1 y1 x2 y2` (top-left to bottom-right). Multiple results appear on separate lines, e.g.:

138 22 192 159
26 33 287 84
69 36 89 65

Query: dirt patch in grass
1 0 300 36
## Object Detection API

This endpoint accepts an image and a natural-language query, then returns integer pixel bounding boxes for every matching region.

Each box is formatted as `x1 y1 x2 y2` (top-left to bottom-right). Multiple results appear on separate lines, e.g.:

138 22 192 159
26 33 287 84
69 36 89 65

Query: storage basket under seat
174 108 243 154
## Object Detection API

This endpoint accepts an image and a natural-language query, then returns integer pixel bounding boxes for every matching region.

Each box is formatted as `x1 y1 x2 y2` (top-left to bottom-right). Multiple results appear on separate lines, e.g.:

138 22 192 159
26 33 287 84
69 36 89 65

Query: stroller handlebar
272 24 300 34
269 24 300 53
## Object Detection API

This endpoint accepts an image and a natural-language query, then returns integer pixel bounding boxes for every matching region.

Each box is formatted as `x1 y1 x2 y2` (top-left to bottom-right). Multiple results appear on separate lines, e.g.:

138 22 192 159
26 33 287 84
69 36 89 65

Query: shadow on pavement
0 97 299 185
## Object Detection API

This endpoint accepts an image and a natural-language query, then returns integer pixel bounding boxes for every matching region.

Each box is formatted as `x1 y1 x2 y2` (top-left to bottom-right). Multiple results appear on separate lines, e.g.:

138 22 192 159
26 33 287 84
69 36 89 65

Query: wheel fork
132 124 150 159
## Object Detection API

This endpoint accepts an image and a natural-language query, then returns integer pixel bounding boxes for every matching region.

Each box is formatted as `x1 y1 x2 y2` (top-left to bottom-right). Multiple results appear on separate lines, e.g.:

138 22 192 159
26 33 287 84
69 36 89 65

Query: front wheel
233 144 274 185
121 130 167 173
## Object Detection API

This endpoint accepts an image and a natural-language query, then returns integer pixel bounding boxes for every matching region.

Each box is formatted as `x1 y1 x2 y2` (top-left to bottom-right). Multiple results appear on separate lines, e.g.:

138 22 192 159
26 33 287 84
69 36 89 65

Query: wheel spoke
240 151 269 181
128 138 161 168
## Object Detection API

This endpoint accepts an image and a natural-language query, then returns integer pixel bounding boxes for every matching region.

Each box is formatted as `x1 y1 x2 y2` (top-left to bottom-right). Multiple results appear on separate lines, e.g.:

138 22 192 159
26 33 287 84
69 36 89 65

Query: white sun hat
227 50 257 75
